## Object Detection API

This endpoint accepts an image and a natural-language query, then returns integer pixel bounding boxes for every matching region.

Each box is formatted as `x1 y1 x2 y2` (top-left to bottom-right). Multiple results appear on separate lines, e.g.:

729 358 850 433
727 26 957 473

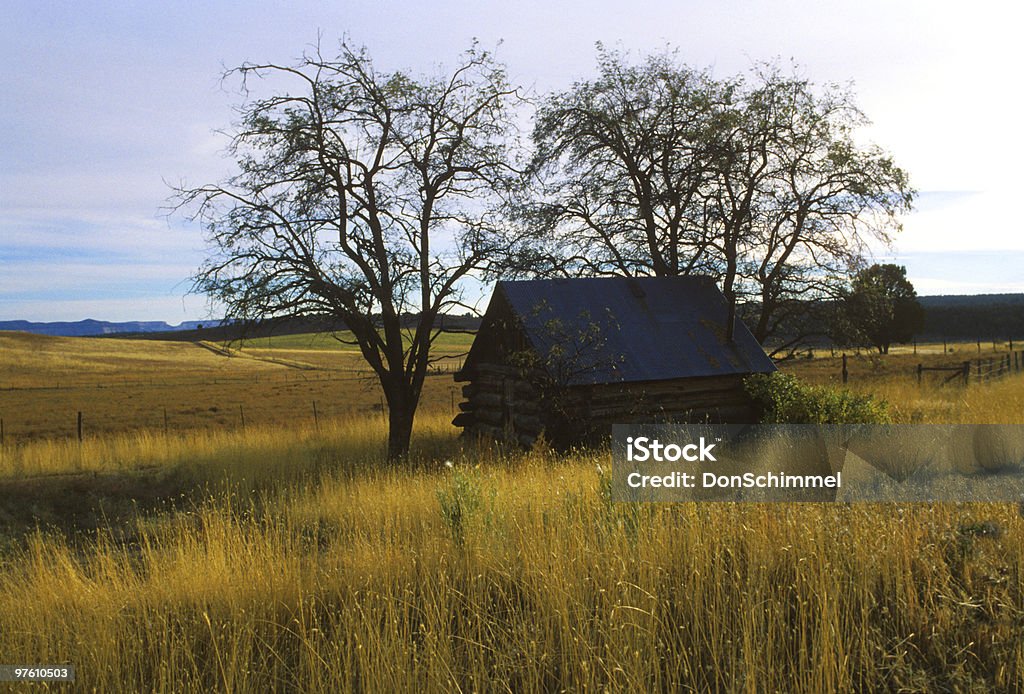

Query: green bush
745 372 891 424
436 463 497 546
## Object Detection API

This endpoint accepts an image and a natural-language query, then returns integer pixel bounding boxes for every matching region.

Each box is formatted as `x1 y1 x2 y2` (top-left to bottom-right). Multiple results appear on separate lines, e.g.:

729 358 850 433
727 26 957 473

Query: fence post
77 411 83 442
917 363 923 385
0 417 4 446
163 407 169 436
239 405 246 429
842 354 848 384
312 400 320 431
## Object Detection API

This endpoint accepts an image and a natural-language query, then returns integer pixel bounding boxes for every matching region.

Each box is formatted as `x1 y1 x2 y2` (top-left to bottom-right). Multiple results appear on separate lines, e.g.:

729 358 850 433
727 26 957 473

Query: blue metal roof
481 276 776 385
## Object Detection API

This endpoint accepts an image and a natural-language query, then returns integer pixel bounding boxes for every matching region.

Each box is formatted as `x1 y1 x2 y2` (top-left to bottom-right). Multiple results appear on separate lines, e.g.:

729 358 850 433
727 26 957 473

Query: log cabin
453 276 777 448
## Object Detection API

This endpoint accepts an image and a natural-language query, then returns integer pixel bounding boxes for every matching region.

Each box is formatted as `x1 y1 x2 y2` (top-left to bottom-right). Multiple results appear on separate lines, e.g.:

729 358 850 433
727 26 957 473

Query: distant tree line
918 299 1024 341
748 276 1024 352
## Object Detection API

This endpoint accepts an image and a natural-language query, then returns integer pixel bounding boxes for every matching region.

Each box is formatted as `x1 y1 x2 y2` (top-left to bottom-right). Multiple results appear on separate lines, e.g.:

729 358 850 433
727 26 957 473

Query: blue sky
2 1 1022 322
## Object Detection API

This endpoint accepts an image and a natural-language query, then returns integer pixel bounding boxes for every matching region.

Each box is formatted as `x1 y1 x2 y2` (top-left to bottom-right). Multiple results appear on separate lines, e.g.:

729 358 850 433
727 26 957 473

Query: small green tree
839 263 924 354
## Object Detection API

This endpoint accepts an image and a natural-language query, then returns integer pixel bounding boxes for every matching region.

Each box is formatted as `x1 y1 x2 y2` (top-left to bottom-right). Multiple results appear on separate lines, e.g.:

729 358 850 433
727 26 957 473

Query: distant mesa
0 319 212 338
0 314 479 341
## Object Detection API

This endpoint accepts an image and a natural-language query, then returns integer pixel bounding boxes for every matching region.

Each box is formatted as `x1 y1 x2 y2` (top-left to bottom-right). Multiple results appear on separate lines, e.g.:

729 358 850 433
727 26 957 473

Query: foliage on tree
523 46 915 354
173 41 526 461
836 263 925 354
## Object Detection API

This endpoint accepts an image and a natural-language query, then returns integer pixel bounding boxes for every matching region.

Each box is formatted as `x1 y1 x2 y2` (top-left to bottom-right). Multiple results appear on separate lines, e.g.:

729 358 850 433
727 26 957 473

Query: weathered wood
458 354 767 445
512 414 542 433
469 386 540 408
472 423 507 440
589 386 747 403
463 405 542 431
476 408 504 427
474 363 539 379
586 405 757 426
468 392 505 411
501 399 539 416
588 397 749 417
452 412 475 428
594 390 748 409
468 378 538 399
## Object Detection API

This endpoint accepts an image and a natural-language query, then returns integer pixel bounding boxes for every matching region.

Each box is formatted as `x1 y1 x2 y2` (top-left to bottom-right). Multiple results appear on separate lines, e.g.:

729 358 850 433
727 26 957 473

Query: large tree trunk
386 401 415 462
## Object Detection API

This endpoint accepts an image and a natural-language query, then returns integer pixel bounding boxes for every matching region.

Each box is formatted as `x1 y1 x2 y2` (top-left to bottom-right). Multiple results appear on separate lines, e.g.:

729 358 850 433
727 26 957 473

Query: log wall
454 364 760 449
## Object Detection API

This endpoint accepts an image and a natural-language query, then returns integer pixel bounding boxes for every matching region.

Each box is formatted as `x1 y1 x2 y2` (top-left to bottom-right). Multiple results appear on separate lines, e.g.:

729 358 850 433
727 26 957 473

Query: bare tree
524 45 724 278
524 48 914 352
173 40 525 460
740 67 914 353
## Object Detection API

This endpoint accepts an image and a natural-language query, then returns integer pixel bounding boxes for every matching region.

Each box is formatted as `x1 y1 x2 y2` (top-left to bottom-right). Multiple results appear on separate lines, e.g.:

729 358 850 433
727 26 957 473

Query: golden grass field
0 332 470 442
1 332 1024 691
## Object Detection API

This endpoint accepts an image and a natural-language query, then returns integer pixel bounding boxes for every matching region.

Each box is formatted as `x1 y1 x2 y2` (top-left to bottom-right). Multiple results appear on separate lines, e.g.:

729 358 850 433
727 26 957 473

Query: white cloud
897 188 1024 253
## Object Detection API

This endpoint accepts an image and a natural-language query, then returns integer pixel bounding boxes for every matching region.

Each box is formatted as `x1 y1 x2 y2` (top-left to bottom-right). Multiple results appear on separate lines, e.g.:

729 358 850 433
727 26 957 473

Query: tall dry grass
2 343 1024 690
0 412 455 481
1 439 1022 691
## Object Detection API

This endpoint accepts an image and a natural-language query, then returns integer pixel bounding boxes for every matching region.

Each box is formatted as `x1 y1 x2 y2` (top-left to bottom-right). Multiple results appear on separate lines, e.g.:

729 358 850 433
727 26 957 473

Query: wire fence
916 350 1024 387
0 360 467 448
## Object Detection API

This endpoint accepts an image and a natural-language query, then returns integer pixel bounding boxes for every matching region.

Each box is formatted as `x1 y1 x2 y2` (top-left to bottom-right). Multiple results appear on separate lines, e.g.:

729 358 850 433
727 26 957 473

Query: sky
2 0 1022 322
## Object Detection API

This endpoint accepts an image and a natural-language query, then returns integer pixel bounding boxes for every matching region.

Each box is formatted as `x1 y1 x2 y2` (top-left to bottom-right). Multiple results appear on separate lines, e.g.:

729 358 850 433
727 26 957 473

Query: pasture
1 331 1024 691
0 332 472 442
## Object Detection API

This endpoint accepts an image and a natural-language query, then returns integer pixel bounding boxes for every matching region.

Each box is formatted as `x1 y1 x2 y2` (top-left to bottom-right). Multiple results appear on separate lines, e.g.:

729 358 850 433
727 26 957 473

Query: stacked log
454 366 760 448
451 364 545 447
